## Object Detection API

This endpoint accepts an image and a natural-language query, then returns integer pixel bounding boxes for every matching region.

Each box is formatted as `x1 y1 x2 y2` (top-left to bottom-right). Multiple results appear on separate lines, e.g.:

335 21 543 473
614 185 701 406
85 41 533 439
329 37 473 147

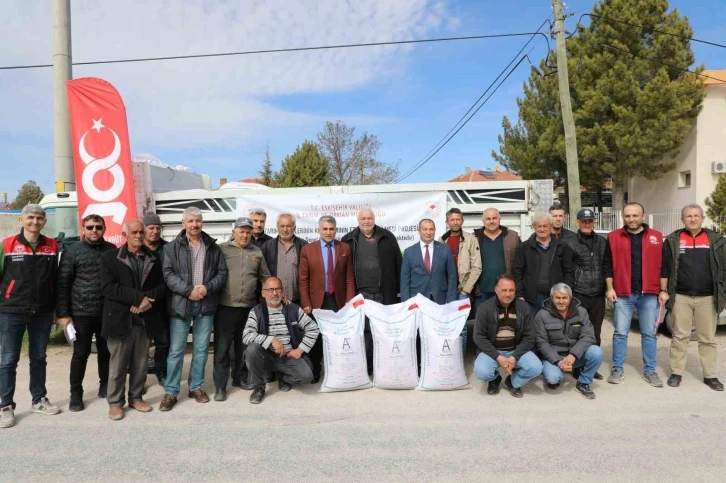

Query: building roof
703 70 726 86
448 167 522 182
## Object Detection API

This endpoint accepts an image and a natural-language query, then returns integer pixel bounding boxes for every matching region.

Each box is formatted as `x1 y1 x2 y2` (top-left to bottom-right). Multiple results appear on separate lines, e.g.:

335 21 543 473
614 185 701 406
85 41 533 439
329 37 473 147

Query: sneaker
643 371 664 388
575 383 596 400
278 373 292 392
108 406 124 421
547 383 561 390
97 384 107 399
69 394 85 412
704 378 724 391
505 375 523 398
0 406 16 428
487 374 502 395
667 374 682 387
608 368 624 384
250 386 265 404
32 397 61 415
159 394 177 412
214 388 227 402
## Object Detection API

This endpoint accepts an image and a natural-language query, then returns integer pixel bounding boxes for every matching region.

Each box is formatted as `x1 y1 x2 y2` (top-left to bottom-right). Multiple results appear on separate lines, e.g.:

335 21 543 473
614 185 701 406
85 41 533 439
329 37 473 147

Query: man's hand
188 287 203 301
606 288 617 303
195 285 208 298
559 354 576 372
270 337 286 356
504 356 516 375
303 306 312 315
130 306 140 314
138 297 155 313
282 297 291 305
496 355 508 369
286 348 304 359
57 317 73 329
658 291 669 306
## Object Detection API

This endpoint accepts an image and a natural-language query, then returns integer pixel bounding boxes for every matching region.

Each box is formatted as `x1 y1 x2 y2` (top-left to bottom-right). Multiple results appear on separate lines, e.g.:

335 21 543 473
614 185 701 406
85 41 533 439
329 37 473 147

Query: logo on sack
423 200 441 218
441 339 452 354
391 341 401 354
342 338 351 351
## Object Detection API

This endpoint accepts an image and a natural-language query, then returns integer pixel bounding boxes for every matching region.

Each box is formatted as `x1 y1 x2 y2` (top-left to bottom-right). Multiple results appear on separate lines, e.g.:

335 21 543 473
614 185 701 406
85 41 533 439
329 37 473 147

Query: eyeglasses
263 287 283 293
85 225 104 231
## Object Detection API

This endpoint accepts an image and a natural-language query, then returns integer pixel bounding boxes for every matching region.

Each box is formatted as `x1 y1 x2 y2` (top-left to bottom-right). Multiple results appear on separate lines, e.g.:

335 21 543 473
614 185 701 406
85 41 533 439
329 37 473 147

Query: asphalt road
4 322 726 483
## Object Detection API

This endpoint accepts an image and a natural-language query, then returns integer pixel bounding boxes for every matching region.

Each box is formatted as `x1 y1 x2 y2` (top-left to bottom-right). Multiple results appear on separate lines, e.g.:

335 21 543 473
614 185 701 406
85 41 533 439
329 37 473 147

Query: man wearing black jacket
56 214 116 411
260 213 308 305
142 212 169 386
250 207 273 248
473 275 542 398
100 219 166 421
513 213 574 313
341 208 402 373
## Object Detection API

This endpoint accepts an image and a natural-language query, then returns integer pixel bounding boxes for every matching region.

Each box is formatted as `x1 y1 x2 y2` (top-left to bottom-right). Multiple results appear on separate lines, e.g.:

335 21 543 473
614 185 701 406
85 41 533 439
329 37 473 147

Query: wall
696 84 726 213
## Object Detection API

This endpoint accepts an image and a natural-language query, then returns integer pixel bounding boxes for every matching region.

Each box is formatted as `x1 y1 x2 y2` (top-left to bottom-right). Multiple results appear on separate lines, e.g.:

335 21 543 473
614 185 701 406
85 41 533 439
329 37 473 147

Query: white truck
40 172 554 242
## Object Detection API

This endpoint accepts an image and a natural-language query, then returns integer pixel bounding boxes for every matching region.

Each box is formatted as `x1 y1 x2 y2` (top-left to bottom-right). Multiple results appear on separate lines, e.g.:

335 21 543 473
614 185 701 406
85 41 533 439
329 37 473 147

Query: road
3 322 726 483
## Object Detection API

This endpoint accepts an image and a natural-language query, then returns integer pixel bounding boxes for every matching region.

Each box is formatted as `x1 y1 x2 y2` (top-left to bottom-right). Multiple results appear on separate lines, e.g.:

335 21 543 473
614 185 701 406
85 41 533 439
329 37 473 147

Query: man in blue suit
401 219 458 304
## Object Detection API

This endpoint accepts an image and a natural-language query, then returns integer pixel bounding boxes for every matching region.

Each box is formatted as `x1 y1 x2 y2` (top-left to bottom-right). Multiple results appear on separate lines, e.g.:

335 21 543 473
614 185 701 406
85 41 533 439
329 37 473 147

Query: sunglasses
85 224 104 231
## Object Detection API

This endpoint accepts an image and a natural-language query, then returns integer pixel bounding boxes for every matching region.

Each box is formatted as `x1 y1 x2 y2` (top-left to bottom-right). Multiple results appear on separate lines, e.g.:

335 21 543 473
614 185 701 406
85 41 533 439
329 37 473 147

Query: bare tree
316 120 398 185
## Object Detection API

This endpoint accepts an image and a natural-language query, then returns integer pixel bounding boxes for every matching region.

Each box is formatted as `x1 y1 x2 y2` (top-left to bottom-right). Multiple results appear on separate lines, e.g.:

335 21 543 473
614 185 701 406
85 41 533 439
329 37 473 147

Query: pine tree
275 141 331 188
259 144 275 187
705 175 726 232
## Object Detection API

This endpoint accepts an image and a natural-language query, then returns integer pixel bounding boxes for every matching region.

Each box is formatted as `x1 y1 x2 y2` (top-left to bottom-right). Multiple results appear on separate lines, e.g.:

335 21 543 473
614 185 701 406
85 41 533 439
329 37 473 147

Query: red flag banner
66 77 137 246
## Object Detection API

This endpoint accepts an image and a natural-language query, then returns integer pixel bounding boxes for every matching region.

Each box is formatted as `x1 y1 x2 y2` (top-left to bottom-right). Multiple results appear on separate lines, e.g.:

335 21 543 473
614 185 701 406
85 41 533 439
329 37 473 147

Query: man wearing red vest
604 202 667 387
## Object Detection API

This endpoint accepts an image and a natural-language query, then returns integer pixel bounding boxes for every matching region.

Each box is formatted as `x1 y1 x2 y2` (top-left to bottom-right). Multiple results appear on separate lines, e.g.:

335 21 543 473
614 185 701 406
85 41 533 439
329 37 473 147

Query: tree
259 144 275 187
705 175 726 232
10 180 44 209
274 141 331 188
494 0 705 209
316 120 398 185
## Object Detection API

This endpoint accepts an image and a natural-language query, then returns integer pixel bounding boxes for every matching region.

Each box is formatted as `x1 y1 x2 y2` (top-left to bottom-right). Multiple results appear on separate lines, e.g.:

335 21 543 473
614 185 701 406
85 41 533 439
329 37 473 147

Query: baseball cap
234 217 253 228
576 209 596 221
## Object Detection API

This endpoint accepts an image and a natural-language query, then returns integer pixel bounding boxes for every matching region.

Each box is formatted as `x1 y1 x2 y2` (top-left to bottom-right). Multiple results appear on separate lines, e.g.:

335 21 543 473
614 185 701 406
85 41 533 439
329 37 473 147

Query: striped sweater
243 305 319 353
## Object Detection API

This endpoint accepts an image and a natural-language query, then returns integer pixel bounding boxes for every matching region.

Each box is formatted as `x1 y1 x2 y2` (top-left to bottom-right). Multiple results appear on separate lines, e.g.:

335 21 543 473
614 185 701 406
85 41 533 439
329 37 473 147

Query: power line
0 32 548 71
577 13 726 50
597 41 725 83
395 20 552 183
396 55 528 183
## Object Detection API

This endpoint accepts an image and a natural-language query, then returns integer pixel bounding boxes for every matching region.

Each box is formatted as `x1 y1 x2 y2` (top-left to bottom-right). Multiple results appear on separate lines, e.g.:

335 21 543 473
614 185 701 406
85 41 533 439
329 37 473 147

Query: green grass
20 325 68 354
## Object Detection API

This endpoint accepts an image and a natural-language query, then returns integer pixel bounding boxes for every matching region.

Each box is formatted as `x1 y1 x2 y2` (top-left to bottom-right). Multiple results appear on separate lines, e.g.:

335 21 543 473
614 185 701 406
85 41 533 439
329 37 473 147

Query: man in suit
299 215 355 382
400 219 457 304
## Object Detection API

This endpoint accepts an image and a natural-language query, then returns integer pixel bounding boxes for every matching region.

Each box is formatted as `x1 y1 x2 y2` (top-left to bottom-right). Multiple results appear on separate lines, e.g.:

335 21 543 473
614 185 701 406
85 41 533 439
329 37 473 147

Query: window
679 171 691 188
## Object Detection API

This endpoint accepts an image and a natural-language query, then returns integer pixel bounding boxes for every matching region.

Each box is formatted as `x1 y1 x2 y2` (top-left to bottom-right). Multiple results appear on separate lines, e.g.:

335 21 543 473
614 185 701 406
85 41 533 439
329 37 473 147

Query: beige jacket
218 241 270 307
439 230 482 295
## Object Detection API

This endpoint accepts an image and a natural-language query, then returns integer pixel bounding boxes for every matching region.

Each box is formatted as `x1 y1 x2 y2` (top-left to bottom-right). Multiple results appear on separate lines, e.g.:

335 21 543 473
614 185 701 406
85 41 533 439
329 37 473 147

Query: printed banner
236 192 447 250
67 77 137 246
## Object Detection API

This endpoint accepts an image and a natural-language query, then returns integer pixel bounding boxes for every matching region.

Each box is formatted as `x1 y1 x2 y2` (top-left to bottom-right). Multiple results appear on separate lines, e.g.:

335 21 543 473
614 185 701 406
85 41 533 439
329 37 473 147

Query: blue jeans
473 350 543 388
0 312 53 408
164 302 214 396
612 293 658 373
458 293 470 353
542 345 604 385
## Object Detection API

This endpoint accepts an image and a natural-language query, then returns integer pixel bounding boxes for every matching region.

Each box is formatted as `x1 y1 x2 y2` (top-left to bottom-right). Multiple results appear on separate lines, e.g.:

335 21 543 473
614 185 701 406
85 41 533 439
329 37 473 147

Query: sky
0 0 724 198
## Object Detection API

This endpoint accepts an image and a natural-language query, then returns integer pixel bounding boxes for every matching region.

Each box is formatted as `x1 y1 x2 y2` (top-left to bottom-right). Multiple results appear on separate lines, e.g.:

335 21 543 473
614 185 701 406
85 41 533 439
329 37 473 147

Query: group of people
0 199 723 428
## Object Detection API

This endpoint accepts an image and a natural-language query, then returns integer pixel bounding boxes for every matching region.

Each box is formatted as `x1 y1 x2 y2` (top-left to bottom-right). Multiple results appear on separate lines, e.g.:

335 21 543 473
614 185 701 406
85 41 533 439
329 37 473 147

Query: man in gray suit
400 219 457 304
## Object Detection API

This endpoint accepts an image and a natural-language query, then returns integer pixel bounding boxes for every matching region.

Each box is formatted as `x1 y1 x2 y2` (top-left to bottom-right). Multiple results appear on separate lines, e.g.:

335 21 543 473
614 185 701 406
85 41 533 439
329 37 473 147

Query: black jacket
473 297 535 361
563 231 607 297
100 245 166 339
56 238 117 318
252 233 273 249
260 235 308 277
341 225 402 305
533 298 595 363
162 230 228 319
147 238 168 263
512 235 574 304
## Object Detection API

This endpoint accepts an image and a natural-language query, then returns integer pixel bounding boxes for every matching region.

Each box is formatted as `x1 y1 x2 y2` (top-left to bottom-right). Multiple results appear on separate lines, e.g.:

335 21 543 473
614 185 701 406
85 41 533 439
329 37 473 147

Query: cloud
0 0 455 150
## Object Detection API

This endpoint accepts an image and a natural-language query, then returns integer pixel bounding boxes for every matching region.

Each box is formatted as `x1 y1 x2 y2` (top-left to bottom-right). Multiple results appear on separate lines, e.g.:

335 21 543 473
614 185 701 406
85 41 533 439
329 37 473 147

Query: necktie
424 244 431 274
326 242 335 294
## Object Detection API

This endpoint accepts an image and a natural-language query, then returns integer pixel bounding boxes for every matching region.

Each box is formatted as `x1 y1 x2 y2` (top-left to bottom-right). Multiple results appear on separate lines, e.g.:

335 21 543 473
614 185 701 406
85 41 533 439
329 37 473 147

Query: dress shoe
547 383 560 390
505 375 523 398
667 374 682 387
214 388 227 402
704 378 724 391
250 386 265 404
593 372 604 380
69 394 84 412
188 389 210 403
487 374 502 395
97 384 107 399
278 373 292 392
108 406 124 421
130 400 152 412
159 394 177 412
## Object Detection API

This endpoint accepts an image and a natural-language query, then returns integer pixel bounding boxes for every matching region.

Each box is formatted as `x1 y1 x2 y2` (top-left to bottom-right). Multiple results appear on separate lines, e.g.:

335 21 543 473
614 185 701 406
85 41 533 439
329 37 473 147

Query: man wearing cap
0 205 61 428
562 209 607 381
549 203 576 241
143 212 169 386
214 217 271 401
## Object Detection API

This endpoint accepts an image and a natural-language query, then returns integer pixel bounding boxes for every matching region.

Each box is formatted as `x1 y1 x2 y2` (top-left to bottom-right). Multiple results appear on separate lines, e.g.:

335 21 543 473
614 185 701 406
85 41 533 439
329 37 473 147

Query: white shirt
419 240 434 263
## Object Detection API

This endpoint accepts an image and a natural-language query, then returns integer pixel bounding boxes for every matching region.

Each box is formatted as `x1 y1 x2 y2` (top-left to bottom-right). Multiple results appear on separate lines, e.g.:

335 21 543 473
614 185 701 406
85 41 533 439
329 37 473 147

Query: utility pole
53 0 74 192
552 0 581 220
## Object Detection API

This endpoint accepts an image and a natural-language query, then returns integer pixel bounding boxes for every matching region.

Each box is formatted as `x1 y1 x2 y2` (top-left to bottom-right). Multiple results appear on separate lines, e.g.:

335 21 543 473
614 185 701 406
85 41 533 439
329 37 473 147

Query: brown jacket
473 226 521 276
299 240 355 310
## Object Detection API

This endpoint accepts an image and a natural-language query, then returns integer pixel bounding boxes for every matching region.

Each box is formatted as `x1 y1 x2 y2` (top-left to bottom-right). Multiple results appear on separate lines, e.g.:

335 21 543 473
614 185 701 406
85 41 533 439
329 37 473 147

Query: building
448 166 522 182
629 70 726 222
